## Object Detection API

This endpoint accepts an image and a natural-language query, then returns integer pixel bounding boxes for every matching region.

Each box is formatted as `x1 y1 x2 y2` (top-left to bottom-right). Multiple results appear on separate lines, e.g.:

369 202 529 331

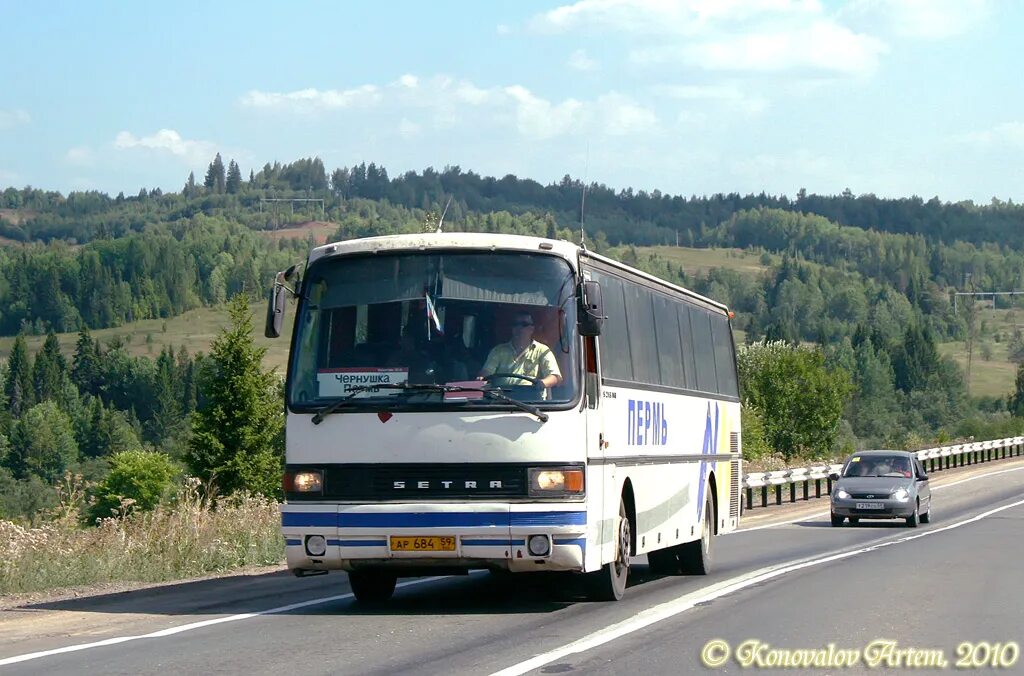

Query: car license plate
856 502 884 509
390 536 456 552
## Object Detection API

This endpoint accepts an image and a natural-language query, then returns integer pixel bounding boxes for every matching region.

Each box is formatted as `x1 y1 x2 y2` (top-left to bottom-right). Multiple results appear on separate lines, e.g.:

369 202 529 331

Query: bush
737 340 853 461
740 405 771 461
88 449 180 522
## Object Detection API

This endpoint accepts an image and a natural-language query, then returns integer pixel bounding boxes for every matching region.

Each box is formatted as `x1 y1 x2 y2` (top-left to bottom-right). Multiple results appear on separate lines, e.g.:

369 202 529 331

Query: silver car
830 450 932 527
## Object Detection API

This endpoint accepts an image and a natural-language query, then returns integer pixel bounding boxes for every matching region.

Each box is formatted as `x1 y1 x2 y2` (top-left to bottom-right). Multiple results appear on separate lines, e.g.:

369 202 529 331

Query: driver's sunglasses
511 321 533 328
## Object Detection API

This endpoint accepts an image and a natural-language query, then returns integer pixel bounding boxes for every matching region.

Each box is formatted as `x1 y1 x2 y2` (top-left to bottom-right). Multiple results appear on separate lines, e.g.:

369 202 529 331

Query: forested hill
2 156 1024 351
3 158 1024 249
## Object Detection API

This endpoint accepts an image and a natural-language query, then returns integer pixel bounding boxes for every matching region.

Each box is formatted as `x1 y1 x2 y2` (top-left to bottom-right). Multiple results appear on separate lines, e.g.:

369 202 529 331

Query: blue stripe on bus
462 539 526 547
285 539 301 546
333 539 387 547
282 511 587 529
553 537 586 549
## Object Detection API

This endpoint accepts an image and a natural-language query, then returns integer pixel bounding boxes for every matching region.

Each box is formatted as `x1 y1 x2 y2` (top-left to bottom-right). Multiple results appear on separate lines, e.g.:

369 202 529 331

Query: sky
1 0 1022 203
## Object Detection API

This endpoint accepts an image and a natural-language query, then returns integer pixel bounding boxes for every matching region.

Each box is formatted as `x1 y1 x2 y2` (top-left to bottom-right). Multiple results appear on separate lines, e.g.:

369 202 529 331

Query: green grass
939 305 1024 398
638 245 775 278
0 304 295 373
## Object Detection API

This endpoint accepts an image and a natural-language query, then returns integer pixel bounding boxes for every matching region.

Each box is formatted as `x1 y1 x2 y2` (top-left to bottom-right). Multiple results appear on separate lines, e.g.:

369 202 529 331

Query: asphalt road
3 458 1023 676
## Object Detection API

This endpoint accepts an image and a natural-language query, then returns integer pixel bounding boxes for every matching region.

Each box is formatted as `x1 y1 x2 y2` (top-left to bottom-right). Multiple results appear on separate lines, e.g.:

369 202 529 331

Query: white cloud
65 146 94 167
533 0 887 77
841 0 992 39
653 83 769 114
533 0 823 36
681 20 887 75
398 118 421 139
113 129 218 165
958 122 1024 149
568 49 598 71
0 109 31 130
239 85 382 111
241 75 657 141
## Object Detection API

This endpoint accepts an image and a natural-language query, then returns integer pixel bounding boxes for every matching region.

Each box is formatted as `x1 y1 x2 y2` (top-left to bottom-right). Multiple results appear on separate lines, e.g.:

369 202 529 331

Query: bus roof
309 232 729 314
310 232 581 265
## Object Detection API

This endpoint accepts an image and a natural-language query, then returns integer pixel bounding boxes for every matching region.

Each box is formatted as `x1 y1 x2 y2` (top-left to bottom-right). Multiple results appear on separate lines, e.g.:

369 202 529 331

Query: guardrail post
827 476 833 493
815 479 821 498
803 480 809 501
789 482 796 503
746 487 753 511
775 484 782 505
761 485 768 508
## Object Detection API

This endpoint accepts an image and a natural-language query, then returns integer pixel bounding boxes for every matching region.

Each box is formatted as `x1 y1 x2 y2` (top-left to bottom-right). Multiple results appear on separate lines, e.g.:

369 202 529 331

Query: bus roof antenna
579 144 589 250
436 195 453 233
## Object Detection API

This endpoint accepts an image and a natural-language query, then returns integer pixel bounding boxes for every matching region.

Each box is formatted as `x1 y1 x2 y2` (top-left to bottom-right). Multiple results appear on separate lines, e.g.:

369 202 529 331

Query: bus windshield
288 251 579 410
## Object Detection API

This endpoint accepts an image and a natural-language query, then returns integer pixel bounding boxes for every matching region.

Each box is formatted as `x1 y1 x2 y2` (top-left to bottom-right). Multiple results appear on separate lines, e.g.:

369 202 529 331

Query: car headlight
528 467 585 497
891 487 910 502
835 488 851 499
285 470 323 493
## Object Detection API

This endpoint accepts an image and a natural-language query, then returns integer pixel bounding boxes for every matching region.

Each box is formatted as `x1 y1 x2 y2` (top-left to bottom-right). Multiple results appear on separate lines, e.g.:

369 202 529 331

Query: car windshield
287 250 579 410
842 455 913 478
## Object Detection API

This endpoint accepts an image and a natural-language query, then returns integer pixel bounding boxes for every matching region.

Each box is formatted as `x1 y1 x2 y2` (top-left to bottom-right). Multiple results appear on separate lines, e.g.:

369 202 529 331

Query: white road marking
0 576 442 666
490 496 1024 676
730 463 1024 534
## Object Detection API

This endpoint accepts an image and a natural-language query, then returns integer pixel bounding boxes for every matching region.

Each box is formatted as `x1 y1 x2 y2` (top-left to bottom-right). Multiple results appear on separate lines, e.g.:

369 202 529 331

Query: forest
3 154 1024 526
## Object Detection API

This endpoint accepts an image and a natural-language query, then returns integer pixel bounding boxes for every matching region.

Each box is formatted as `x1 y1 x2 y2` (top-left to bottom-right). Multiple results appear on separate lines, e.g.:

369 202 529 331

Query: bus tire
679 493 714 575
584 499 630 601
349 569 397 604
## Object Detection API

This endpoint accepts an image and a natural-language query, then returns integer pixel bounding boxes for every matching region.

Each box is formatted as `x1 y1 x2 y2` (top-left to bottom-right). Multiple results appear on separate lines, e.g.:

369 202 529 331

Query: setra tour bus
266 232 741 603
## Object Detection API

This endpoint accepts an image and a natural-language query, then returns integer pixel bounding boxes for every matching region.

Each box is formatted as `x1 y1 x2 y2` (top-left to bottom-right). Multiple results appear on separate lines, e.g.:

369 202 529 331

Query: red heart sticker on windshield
377 411 393 424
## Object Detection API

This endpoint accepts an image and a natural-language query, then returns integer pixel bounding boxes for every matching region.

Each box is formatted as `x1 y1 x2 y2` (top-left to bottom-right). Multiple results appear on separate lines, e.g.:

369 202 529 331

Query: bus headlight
528 467 585 497
285 470 323 494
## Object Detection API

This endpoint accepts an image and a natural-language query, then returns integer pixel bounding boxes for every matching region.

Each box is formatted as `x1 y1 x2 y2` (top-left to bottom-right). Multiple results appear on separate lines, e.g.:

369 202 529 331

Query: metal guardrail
742 436 1024 512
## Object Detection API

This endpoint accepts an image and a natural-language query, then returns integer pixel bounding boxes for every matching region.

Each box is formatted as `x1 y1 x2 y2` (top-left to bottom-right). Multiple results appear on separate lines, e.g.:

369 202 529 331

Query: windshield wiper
482 387 549 423
312 383 457 424
311 383 549 425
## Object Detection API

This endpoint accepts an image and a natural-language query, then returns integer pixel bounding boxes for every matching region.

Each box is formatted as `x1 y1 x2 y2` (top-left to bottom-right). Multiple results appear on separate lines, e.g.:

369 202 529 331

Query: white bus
267 232 741 603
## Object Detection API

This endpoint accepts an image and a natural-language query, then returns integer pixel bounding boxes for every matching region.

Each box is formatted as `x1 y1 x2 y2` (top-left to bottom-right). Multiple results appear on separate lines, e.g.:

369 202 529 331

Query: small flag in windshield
425 291 444 335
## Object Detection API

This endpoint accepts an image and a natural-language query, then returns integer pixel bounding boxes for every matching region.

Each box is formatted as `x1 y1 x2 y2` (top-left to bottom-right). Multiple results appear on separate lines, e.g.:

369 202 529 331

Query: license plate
390 536 456 552
856 502 884 509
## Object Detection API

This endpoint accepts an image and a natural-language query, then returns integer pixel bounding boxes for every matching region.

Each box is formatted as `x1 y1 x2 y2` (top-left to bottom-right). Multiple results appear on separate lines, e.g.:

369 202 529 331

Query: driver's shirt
480 340 561 388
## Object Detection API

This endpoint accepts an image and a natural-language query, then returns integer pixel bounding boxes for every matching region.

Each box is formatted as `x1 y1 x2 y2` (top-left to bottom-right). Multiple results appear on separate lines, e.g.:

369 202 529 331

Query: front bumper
280 502 588 574
831 497 915 519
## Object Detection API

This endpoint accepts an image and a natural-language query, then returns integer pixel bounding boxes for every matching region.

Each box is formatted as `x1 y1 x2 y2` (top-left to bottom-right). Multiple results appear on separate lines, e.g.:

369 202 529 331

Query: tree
1011 363 1024 417
88 449 179 521
204 153 226 194
183 171 198 198
737 341 853 460
32 330 67 403
72 326 102 396
186 295 283 497
10 401 79 482
226 160 242 195
4 334 34 416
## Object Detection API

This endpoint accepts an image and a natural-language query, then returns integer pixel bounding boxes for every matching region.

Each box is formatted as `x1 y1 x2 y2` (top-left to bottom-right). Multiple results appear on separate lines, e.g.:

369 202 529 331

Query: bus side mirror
265 264 300 339
265 279 287 338
577 280 604 337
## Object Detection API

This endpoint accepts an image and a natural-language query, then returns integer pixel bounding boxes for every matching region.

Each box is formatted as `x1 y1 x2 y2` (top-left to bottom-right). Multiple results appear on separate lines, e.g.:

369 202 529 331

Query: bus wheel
349 569 397 604
584 499 630 601
679 493 714 575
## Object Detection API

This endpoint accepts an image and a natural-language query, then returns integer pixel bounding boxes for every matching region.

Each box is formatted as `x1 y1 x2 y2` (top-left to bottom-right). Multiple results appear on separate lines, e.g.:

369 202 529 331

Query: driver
478 311 562 390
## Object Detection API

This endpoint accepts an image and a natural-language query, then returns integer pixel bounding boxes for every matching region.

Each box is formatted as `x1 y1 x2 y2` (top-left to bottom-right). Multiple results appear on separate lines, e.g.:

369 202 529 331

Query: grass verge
0 479 283 597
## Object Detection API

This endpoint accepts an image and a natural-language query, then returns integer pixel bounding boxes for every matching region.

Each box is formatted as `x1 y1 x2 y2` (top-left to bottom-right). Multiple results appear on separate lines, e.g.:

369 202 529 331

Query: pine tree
183 171 198 198
32 330 67 403
204 153 226 193
72 326 102 397
226 160 242 194
186 295 283 497
4 335 34 416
